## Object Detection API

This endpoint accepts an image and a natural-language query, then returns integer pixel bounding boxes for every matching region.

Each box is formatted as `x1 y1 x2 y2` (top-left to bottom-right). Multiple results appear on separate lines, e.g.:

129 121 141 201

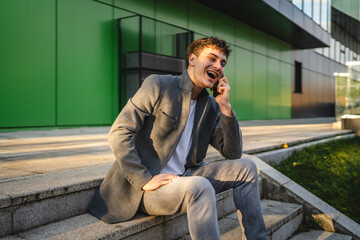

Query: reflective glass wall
289 0 331 32
290 0 360 68
335 63 360 119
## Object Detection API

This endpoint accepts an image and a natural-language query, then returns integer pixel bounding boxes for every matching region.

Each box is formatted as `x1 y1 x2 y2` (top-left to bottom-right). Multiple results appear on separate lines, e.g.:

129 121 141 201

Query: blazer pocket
153 111 177 138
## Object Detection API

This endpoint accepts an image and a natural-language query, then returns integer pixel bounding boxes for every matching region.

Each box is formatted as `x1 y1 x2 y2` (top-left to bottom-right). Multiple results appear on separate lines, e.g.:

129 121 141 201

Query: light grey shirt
160 99 197 175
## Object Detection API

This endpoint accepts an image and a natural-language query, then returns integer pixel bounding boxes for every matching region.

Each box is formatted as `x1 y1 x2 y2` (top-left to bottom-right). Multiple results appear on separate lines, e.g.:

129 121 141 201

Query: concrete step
0 161 262 238
218 200 303 240
290 230 353 240
0 164 111 237
1 198 302 240
0 188 237 240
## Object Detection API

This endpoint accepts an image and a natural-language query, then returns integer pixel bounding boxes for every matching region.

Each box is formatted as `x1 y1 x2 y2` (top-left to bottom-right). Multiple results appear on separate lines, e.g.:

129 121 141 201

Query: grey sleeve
108 75 161 191
210 111 243 159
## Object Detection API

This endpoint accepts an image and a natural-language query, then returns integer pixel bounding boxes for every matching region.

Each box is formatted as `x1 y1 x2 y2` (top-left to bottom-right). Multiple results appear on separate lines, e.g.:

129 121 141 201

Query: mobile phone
211 74 223 97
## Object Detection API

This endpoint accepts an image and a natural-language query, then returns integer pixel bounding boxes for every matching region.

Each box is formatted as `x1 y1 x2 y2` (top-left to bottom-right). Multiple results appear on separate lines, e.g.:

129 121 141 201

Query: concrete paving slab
290 230 352 240
0 153 114 180
0 167 35 180
0 127 110 139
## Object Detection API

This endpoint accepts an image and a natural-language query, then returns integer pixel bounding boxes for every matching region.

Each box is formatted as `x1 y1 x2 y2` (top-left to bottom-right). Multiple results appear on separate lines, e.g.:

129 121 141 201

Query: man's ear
188 53 196 67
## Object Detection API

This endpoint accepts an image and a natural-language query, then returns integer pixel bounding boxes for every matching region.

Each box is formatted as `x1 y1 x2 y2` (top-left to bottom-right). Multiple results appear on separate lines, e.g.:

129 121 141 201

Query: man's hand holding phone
211 74 233 117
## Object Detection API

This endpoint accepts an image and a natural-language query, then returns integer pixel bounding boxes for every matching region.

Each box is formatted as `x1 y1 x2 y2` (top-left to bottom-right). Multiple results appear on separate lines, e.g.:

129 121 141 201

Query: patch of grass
272 136 360 224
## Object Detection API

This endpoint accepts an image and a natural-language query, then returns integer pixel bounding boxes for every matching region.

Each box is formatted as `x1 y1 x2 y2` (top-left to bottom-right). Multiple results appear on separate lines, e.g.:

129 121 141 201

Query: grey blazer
88 70 242 223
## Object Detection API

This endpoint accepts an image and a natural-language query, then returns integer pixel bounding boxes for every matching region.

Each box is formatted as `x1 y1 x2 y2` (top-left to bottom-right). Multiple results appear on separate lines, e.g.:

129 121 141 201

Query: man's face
188 47 227 89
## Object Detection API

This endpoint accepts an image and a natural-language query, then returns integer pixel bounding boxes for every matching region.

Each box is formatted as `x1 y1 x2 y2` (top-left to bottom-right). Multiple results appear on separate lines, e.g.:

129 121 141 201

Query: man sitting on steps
88 36 268 240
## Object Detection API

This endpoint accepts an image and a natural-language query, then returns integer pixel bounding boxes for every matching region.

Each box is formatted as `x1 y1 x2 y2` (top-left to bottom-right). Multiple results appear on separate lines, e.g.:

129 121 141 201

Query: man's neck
187 68 203 100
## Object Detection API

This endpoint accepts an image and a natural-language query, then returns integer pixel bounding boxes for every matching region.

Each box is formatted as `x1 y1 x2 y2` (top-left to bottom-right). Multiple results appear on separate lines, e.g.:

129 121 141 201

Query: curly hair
186 37 231 67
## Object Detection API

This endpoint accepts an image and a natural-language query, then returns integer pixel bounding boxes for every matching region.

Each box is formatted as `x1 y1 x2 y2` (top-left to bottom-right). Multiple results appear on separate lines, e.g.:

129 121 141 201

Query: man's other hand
142 173 179 191
214 76 233 117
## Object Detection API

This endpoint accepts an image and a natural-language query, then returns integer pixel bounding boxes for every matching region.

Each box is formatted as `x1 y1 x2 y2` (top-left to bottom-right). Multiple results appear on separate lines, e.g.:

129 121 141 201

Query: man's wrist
219 103 233 117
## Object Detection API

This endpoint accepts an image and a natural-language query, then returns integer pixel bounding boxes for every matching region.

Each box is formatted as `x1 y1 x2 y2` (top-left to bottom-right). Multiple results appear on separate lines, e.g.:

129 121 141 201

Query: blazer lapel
186 89 209 167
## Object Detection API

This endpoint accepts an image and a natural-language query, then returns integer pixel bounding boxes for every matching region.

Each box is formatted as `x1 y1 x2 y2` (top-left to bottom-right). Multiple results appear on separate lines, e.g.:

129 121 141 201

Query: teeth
207 70 218 79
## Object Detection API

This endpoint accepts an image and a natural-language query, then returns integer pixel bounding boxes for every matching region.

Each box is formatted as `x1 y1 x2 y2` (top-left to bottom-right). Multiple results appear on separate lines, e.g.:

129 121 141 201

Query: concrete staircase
0 123 358 239
0 162 355 240
0 171 303 240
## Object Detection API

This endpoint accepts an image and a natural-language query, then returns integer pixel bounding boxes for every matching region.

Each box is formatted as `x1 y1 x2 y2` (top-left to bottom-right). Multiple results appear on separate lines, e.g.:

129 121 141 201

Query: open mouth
206 70 218 80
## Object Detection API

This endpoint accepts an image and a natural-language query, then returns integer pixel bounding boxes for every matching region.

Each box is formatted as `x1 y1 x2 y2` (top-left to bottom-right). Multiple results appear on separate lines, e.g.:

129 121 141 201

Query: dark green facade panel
57 0 114 125
114 0 156 18
188 1 215 37
214 12 235 44
0 0 56 127
155 0 188 29
233 48 253 120
267 59 281 119
252 54 268 119
252 29 268 56
280 62 291 118
267 35 281 61
114 9 135 116
235 23 253 52
0 0 294 129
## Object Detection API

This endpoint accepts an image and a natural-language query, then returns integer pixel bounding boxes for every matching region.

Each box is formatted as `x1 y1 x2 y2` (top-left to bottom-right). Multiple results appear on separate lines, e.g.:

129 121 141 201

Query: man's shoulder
146 73 179 82
142 74 180 90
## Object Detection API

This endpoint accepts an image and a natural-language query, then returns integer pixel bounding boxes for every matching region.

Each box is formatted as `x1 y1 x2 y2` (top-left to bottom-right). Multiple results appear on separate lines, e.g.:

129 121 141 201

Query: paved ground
0 117 350 181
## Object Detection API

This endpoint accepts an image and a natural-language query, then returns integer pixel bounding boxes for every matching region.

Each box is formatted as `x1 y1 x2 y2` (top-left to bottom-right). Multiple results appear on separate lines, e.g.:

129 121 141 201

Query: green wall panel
280 62 292 118
267 35 281 60
155 0 188 29
113 8 134 118
279 41 292 63
252 29 268 56
0 0 56 128
0 0 293 129
214 12 235 44
252 53 268 119
235 23 253 52
224 46 236 110
57 0 113 125
234 48 253 120
188 1 214 37
267 59 281 118
114 0 156 18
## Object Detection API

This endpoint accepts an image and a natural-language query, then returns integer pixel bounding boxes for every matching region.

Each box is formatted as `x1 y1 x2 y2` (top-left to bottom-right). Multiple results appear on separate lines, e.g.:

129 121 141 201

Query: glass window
292 0 303 10
303 0 313 18
335 41 340 62
313 0 321 24
315 48 322 54
353 51 357 61
320 0 328 30
330 38 335 60
340 44 345 64
294 61 302 93
327 0 331 32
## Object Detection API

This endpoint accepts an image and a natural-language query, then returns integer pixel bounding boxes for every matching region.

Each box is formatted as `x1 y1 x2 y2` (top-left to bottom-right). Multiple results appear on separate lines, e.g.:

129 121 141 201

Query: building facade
0 0 359 129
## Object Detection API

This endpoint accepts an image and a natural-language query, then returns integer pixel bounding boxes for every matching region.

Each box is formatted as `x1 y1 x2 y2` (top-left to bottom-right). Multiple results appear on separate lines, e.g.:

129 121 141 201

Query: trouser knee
231 158 259 184
185 176 216 204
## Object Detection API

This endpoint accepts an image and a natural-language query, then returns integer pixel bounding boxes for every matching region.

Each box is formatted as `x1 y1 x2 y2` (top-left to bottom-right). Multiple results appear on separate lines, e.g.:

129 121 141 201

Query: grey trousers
141 158 268 240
